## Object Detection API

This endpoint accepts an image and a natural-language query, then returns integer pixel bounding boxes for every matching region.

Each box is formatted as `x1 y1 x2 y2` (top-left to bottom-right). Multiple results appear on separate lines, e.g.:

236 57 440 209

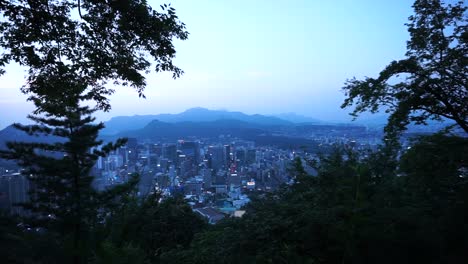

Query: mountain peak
102 108 295 135
183 107 211 113
274 113 322 124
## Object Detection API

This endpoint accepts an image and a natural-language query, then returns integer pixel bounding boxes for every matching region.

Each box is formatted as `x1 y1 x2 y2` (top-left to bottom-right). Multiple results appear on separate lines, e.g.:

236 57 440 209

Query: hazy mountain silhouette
110 119 329 152
0 116 365 151
115 119 266 140
352 115 389 127
102 107 293 135
0 125 62 150
352 114 454 132
273 112 323 124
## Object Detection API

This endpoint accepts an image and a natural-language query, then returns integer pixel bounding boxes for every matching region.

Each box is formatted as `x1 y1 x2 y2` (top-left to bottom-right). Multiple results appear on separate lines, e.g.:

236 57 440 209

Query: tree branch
78 0 83 19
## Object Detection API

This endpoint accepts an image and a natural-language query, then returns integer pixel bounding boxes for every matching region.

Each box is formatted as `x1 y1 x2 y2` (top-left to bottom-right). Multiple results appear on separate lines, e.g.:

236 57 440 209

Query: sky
0 0 415 129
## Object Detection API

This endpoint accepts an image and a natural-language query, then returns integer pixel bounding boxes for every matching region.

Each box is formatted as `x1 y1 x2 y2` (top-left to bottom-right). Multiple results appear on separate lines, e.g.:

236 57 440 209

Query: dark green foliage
398 134 468 263
0 74 134 263
0 1 187 262
400 133 468 185
0 213 31 263
162 150 372 263
165 139 468 263
0 212 68 263
0 0 188 104
93 241 146 264
98 193 206 263
342 0 468 136
288 157 309 181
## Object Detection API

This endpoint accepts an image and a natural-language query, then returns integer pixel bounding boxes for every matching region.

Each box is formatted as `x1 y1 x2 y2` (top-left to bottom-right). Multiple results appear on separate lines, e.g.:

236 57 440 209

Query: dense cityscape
0 0 466 262
1 104 456 224
1 119 386 224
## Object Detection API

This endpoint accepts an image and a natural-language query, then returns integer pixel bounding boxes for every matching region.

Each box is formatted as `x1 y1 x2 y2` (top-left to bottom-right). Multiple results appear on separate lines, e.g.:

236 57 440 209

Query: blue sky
0 0 414 129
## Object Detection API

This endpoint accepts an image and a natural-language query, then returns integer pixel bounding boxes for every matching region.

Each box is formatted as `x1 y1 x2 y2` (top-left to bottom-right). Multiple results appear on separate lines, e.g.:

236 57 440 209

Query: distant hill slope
102 107 293 135
115 119 266 140
0 125 63 168
273 112 323 124
109 119 367 152
0 125 62 150
353 114 455 132
0 120 370 155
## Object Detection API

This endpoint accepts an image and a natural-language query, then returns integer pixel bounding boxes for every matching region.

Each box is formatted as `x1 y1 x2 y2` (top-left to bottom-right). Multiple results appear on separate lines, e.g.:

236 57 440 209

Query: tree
397 134 468 262
165 144 468 263
102 193 206 263
0 1 188 262
342 0 468 137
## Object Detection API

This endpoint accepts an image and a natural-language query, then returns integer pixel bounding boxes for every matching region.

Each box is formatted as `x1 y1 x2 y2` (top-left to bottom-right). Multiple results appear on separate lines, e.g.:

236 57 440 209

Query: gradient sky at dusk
0 0 415 129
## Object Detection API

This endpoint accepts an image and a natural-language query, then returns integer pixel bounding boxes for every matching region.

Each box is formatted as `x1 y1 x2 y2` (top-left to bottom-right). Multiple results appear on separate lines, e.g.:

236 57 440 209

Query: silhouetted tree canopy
0 0 188 110
0 1 188 263
162 141 468 263
342 0 468 136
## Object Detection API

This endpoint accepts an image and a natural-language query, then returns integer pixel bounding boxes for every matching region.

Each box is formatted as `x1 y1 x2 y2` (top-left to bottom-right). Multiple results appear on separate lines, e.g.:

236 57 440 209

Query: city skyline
1 1 466 262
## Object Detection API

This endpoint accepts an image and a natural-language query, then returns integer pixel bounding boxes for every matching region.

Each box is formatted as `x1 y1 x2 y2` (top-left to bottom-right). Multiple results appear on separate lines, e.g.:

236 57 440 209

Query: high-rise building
150 144 163 157
201 168 213 189
105 154 123 171
179 155 195 179
246 149 256 165
168 165 177 186
163 144 177 164
229 173 241 187
208 145 224 170
158 158 170 172
0 172 30 216
126 138 138 149
178 141 200 163
224 144 233 167
235 149 246 166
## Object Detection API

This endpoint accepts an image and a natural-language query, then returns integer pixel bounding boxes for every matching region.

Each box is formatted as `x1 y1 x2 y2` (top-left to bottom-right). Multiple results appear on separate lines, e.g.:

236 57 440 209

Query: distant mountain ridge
115 119 266 141
0 119 365 156
102 107 304 135
0 125 62 150
102 118 369 152
273 112 323 124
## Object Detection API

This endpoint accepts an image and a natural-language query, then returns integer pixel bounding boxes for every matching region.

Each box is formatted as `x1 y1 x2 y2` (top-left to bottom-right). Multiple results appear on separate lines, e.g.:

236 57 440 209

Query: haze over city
0 0 413 129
